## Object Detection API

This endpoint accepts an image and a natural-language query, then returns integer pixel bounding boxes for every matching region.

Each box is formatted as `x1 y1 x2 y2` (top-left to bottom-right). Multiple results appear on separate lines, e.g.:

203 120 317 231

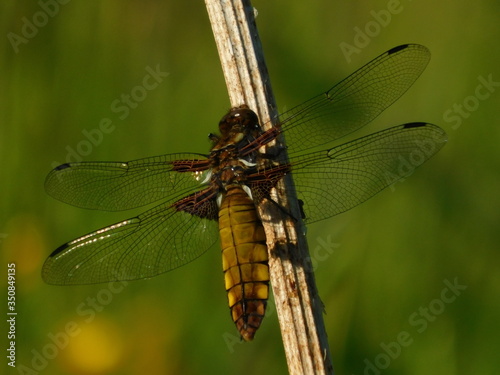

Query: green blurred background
1 1 499 374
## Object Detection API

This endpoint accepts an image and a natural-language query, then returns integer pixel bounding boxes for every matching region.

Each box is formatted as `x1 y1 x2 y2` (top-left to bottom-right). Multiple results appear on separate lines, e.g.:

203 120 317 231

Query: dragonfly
43 44 447 341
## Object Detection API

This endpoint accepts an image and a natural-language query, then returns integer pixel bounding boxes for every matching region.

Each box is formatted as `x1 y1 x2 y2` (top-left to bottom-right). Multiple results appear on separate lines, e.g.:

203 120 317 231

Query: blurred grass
1 1 499 374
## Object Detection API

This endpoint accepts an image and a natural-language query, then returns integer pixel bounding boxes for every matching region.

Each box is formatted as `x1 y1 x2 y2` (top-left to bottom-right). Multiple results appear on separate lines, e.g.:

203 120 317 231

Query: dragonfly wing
290 123 447 223
278 44 431 154
42 188 219 285
45 153 211 211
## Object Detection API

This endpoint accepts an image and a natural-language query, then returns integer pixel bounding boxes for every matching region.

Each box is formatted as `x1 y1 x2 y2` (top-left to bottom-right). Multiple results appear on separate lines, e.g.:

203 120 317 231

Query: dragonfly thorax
212 160 253 193
208 106 264 199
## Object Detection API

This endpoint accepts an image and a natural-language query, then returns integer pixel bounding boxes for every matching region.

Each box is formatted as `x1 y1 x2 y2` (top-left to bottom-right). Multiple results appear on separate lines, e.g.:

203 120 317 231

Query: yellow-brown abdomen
219 186 269 341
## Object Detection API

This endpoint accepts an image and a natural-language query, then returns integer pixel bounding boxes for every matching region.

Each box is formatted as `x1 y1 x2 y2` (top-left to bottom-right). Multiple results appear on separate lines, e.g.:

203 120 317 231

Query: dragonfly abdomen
218 185 269 341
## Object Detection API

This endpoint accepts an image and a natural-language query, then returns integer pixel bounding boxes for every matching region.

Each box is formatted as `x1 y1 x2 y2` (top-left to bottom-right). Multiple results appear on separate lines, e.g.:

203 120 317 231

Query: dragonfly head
218 105 261 139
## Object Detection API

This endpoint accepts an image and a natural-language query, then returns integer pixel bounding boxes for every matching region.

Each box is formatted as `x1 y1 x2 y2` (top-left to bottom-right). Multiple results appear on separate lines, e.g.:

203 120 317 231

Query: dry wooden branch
204 1 334 373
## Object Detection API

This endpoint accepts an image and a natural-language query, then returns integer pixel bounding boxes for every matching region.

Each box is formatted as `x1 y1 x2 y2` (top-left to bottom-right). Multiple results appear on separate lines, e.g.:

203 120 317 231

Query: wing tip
54 163 72 171
49 242 70 257
388 44 429 56
403 122 448 144
403 122 427 129
388 44 410 54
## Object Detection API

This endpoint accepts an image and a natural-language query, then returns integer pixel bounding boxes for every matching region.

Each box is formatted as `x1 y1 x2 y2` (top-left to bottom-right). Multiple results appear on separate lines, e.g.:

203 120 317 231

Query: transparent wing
45 153 210 211
42 188 220 285
277 44 431 154
289 122 447 223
